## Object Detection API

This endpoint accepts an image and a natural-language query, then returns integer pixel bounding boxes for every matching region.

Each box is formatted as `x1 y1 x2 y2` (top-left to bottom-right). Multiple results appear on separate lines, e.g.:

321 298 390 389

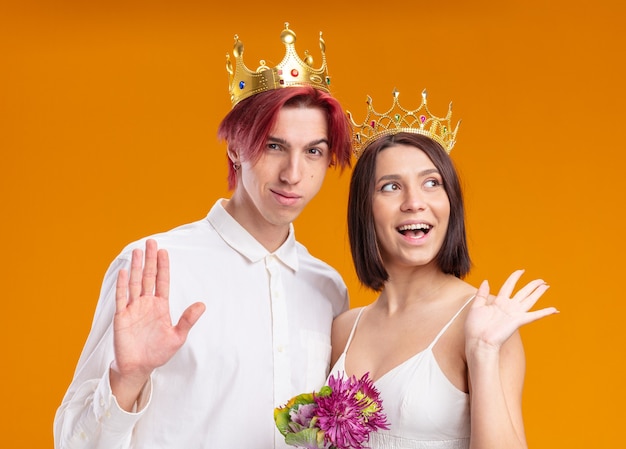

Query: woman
330 92 557 449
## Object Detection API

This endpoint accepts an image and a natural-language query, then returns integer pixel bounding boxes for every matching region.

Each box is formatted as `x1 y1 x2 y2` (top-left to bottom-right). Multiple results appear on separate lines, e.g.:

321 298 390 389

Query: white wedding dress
329 297 474 449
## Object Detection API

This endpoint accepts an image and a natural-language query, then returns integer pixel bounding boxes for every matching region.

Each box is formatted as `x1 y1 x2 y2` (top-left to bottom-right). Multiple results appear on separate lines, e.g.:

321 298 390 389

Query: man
54 23 352 448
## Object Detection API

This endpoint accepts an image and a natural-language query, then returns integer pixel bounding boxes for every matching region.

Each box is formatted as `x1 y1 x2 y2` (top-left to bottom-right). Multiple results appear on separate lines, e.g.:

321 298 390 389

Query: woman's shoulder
441 277 478 312
330 307 366 364
332 307 364 340
334 306 364 324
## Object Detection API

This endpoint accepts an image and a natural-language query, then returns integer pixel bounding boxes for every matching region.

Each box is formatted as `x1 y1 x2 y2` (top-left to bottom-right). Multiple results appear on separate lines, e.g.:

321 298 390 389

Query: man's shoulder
294 241 344 281
117 215 214 257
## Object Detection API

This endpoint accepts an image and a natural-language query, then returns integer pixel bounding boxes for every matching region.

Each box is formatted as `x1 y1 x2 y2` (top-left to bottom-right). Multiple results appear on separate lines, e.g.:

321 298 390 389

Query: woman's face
372 144 450 270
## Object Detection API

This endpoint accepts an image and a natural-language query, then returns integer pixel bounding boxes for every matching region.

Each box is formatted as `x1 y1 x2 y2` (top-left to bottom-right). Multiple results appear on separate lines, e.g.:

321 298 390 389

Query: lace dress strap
341 307 366 355
427 295 476 351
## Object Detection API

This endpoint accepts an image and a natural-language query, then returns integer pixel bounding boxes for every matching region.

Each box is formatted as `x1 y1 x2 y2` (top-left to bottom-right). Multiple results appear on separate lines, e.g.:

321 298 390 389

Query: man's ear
227 147 240 166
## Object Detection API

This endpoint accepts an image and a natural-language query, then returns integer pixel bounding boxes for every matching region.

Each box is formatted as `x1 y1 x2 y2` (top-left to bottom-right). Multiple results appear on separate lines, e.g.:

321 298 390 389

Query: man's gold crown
348 89 460 157
226 22 331 107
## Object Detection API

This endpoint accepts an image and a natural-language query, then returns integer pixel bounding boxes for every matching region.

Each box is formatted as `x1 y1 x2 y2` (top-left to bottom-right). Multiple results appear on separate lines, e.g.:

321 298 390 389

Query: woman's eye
308 148 323 156
380 183 398 192
424 179 441 188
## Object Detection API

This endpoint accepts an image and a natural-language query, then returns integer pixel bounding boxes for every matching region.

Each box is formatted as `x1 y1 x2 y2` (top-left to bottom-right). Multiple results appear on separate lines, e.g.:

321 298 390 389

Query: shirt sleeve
53 253 153 449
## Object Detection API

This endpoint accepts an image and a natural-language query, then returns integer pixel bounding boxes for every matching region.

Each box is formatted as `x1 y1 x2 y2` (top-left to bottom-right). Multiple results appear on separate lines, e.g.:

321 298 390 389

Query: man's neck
221 198 290 253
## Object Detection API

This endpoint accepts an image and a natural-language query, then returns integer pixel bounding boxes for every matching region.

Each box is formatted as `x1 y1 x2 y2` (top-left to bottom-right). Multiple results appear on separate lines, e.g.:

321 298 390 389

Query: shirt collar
206 199 299 271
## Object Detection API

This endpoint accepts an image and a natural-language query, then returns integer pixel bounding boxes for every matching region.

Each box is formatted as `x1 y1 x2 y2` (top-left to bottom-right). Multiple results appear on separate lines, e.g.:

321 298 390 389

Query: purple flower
314 373 389 449
274 373 388 449
290 402 318 428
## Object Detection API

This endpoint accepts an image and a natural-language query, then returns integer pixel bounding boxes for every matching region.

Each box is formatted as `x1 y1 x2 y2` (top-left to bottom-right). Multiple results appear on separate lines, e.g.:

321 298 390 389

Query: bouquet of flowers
274 373 389 449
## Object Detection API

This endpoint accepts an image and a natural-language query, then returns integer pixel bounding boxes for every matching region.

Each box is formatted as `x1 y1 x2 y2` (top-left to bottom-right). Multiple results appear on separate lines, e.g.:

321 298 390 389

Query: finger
155 248 170 300
175 302 206 337
472 280 490 307
518 283 550 310
518 306 559 326
513 279 547 302
128 248 144 302
115 268 129 312
478 279 490 298
141 239 158 296
497 269 525 298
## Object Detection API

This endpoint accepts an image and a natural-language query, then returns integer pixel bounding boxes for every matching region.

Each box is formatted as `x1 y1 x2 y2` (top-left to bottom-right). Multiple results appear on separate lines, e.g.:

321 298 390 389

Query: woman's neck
376 265 461 313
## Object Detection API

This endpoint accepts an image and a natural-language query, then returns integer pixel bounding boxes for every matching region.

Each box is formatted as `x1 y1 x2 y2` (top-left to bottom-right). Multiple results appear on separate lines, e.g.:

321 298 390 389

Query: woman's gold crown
349 89 460 157
226 22 331 107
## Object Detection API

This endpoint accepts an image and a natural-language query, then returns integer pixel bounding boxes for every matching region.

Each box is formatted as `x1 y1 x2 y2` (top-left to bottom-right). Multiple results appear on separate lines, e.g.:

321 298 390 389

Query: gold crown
226 22 331 107
348 89 460 157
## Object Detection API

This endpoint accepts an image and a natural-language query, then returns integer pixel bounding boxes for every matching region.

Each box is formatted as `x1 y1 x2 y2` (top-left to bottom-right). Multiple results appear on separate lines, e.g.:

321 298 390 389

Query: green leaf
274 406 292 436
284 428 326 448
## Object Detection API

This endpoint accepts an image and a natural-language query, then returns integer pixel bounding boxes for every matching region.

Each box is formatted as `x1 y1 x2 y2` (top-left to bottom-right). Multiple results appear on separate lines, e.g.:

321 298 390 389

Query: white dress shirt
54 199 349 449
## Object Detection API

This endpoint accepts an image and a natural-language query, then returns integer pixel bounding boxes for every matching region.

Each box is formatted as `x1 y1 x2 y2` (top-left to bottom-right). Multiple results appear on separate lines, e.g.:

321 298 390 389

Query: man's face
235 105 331 232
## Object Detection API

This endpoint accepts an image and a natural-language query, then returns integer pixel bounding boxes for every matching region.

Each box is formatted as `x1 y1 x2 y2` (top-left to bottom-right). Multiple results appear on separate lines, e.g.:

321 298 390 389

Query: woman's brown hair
348 132 471 291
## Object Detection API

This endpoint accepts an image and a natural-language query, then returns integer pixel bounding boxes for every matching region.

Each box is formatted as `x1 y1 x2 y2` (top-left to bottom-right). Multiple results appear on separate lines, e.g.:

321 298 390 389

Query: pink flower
314 373 389 449
275 373 388 449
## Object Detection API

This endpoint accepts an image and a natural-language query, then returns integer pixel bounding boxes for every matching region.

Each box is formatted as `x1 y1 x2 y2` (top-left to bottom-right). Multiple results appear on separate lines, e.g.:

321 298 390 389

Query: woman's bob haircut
348 132 471 291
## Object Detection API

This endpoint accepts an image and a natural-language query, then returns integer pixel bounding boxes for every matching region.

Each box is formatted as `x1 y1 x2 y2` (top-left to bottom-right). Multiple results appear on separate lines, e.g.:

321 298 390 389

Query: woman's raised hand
464 269 558 352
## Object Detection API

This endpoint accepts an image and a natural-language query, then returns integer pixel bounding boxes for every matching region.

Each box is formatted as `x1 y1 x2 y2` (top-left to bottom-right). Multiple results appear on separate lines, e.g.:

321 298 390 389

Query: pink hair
217 86 352 190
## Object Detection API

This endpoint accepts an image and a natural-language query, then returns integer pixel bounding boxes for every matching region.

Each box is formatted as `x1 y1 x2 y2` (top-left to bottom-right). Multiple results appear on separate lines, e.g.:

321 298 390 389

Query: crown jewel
348 89 460 157
226 23 331 107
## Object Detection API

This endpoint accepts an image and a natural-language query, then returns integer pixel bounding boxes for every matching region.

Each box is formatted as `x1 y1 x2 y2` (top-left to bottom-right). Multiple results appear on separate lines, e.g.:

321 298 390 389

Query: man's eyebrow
266 135 287 145
267 135 329 147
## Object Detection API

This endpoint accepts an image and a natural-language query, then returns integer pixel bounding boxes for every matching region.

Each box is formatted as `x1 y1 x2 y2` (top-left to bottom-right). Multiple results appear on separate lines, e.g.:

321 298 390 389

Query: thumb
474 280 490 305
175 302 206 337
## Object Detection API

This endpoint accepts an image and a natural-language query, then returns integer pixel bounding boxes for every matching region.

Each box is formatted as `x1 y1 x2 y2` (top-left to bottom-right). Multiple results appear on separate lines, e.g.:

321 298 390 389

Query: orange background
2 1 625 447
